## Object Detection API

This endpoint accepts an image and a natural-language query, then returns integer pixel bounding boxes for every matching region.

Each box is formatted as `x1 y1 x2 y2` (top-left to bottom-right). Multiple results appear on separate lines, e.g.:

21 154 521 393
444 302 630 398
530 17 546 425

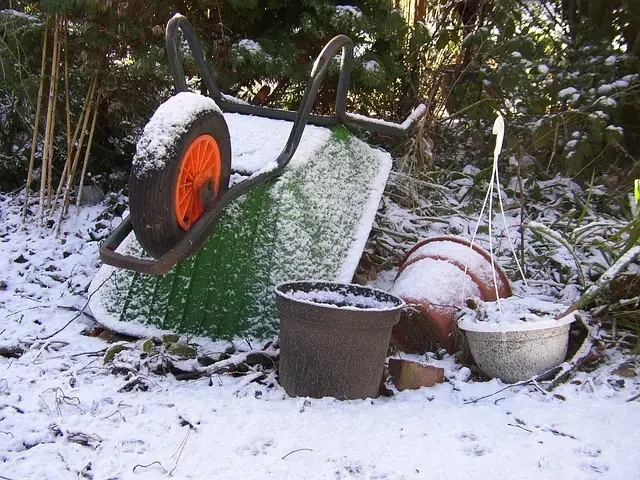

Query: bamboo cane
39 15 60 221
51 73 96 215
22 19 49 222
75 91 99 207
50 17 73 216
46 17 63 212
58 75 97 219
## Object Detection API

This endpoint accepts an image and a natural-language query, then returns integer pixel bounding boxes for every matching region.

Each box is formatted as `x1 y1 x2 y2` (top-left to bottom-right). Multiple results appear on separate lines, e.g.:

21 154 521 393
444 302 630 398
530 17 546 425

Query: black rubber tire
129 108 231 259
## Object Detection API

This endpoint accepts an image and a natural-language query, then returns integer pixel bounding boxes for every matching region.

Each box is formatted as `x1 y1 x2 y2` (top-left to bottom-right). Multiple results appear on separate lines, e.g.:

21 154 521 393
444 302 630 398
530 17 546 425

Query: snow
390 257 482 308
558 87 577 99
596 96 617 107
237 39 263 54
132 92 222 176
337 144 392 281
606 125 623 134
277 285 402 311
221 93 250 105
2 184 640 479
133 94 331 178
604 55 617 66
590 110 608 121
458 296 577 332
362 60 380 73
598 80 629 94
335 5 362 17
348 104 427 131
405 239 508 292
0 8 39 22
579 246 640 304
598 84 613 94
612 79 629 88
537 64 549 75
225 112 330 175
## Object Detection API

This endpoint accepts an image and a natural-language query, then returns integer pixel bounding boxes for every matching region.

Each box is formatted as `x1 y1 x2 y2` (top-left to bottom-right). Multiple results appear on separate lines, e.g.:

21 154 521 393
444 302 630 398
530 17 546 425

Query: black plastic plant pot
275 281 405 400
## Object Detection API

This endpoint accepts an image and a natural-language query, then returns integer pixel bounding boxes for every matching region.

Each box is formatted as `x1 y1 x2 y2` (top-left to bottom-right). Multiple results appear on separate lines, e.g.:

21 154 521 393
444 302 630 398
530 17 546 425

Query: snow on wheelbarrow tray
89 113 392 342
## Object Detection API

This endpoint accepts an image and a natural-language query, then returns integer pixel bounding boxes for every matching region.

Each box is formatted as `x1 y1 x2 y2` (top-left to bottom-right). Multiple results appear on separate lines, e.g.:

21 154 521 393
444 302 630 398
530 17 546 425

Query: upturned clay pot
390 236 512 353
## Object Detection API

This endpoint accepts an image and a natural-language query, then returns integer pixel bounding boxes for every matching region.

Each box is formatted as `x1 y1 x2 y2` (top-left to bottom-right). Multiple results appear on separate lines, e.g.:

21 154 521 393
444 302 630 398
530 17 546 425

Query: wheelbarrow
100 13 426 276
90 14 425 340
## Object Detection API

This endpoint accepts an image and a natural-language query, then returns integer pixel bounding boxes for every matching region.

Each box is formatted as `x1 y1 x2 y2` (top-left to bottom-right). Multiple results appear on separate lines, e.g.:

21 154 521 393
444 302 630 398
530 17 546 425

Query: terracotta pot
390 236 512 353
401 236 512 299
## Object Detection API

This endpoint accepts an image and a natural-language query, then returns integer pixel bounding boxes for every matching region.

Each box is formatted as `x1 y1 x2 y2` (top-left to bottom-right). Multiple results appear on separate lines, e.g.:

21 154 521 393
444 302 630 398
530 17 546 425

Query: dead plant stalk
75 92 100 207
23 18 49 222
56 73 98 223
49 17 72 216
39 15 60 221
52 73 96 216
46 22 63 212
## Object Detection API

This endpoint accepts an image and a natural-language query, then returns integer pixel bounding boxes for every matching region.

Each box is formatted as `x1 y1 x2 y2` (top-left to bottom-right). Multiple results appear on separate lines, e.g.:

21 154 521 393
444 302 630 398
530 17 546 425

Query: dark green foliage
415 0 640 180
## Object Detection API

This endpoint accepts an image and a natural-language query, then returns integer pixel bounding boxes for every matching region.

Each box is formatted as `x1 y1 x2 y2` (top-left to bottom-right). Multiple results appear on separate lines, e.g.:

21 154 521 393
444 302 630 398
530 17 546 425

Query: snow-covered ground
1 192 639 480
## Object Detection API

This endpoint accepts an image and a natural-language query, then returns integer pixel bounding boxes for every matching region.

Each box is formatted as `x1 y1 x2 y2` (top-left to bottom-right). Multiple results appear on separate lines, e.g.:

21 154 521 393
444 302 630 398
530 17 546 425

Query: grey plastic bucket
460 319 573 383
275 281 404 399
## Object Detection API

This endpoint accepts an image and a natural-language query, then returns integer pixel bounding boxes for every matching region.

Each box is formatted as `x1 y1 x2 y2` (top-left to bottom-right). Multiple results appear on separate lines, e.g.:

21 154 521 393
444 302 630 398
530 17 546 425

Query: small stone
0 346 24 358
79 185 105 205
457 366 472 382
0 280 7 290
388 359 445 391
98 330 134 343
197 353 225 367
167 342 197 359
614 362 637 378
162 334 180 344
14 254 28 264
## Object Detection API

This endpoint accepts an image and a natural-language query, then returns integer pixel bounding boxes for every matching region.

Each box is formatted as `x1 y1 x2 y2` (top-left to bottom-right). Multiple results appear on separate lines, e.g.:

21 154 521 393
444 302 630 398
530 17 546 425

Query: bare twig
168 427 193 475
282 448 313 460
464 379 535 404
132 461 167 474
38 272 113 340
626 392 640 402
508 423 533 433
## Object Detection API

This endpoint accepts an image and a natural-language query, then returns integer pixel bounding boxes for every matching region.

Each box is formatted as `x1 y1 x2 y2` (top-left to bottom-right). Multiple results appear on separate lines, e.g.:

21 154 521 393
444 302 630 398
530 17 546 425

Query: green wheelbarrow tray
90 14 424 340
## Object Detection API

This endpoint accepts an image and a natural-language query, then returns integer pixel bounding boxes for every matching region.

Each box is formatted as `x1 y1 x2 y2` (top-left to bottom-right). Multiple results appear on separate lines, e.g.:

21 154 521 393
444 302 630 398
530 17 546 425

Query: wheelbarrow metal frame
100 13 426 275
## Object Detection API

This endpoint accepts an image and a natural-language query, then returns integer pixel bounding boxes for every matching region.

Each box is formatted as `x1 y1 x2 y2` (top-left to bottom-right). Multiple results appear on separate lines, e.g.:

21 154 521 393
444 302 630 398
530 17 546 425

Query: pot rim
458 310 577 333
275 279 405 312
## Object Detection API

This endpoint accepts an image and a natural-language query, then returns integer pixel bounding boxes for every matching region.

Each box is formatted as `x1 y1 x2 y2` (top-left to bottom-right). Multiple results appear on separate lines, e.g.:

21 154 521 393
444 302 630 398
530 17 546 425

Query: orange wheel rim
174 134 221 231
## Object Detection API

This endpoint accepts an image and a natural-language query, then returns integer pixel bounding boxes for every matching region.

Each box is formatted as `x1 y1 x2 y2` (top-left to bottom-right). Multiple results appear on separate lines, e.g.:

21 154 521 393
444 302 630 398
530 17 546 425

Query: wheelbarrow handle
99 217 172 275
165 13 426 136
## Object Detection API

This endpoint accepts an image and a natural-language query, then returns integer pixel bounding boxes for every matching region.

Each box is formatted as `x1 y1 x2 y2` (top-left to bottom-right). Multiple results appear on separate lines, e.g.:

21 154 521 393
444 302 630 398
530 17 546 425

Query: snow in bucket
276 281 404 311
458 296 578 332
